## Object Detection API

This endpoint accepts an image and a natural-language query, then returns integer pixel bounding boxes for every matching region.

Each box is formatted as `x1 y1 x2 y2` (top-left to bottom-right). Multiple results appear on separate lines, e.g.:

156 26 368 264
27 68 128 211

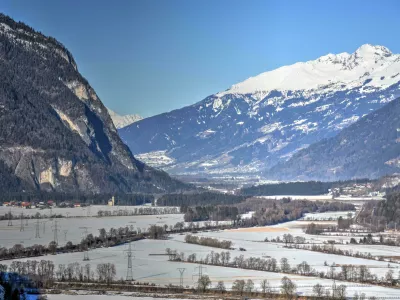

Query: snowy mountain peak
218 44 399 96
354 44 392 58
107 108 143 129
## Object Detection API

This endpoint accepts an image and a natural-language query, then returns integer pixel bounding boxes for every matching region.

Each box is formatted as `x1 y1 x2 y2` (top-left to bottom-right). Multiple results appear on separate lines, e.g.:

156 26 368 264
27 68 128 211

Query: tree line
157 192 245 207
0 260 117 287
182 205 238 222
239 179 371 197
235 198 355 227
168 248 400 288
0 192 154 206
184 234 233 249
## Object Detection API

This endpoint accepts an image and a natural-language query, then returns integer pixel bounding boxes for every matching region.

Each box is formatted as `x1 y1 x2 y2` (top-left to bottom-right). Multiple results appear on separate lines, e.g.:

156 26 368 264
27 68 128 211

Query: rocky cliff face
0 14 185 193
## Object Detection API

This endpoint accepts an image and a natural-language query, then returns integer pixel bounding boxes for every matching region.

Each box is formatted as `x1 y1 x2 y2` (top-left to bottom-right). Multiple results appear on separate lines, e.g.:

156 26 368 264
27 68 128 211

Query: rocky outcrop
0 13 186 193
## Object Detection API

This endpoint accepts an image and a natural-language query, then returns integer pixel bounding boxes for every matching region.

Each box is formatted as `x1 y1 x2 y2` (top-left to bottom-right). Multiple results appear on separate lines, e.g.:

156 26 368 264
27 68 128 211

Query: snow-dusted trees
280 276 296 299
185 234 232 249
96 263 116 284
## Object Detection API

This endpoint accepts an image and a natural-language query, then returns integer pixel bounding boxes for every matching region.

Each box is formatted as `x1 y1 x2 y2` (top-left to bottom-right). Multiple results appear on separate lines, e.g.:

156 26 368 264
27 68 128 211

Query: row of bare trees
97 206 179 217
286 242 400 265
0 225 143 261
168 248 399 287
0 260 116 286
196 275 354 300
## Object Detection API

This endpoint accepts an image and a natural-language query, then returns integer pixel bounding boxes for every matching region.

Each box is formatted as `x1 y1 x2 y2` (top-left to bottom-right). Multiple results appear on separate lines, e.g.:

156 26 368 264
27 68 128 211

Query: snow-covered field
0 214 184 248
301 211 355 220
7 238 400 297
5 209 400 298
47 295 192 300
0 205 179 218
3 212 400 297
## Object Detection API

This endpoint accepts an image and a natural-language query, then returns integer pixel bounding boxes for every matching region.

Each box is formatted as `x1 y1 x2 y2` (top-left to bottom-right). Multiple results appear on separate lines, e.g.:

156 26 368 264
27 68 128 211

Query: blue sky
2 0 400 117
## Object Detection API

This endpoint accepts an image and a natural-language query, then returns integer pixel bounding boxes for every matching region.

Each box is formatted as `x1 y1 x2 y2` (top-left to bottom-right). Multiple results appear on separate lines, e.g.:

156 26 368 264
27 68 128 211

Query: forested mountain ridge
267 97 400 181
0 13 186 193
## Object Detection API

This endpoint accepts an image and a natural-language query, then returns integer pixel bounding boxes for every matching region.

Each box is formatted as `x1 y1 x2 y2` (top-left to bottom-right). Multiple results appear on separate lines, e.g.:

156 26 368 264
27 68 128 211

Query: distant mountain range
268 97 400 180
107 109 142 129
0 14 186 193
119 44 400 178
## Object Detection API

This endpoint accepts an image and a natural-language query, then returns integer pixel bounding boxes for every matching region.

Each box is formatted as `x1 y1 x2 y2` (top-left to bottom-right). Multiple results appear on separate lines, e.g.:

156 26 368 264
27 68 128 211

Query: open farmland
4 238 400 297
3 208 400 298
0 205 180 218
0 214 183 248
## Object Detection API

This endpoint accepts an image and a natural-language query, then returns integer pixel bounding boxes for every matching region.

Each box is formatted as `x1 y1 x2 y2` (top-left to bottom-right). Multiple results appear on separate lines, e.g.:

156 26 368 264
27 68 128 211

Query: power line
193 265 207 287
177 268 186 288
42 220 47 234
124 242 134 281
7 209 12 226
51 220 60 245
87 206 91 217
35 219 40 238
19 213 24 232
80 227 90 261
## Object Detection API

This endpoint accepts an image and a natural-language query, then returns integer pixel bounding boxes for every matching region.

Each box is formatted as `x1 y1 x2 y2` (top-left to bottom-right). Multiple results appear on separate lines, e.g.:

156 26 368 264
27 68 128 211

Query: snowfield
0 213 183 248
3 211 400 298
217 44 400 96
0 205 180 218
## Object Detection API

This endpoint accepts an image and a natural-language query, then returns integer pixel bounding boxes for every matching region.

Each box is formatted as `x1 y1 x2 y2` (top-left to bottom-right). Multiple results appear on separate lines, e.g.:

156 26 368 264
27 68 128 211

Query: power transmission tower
35 219 40 238
20 213 24 232
42 220 47 234
177 268 186 288
25 217 28 226
51 220 60 245
80 227 90 261
124 242 134 281
63 230 68 241
7 209 12 226
87 206 91 217
193 265 207 286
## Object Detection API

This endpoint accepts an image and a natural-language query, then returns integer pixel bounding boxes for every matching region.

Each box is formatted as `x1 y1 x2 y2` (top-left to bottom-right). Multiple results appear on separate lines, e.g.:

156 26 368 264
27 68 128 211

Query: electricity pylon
35 219 40 238
193 265 207 287
42 220 48 234
7 209 12 226
51 220 60 245
80 227 90 261
124 242 134 281
20 213 24 232
87 206 91 217
177 268 186 287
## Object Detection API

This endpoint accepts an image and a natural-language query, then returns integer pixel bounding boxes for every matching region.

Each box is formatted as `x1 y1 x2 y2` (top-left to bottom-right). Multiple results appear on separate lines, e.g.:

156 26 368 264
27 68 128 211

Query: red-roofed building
21 202 30 208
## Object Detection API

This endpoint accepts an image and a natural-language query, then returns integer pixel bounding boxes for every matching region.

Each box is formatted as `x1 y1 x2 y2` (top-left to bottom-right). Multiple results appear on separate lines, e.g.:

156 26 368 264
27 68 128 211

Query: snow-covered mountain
107 109 142 129
267 96 400 181
119 44 400 177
